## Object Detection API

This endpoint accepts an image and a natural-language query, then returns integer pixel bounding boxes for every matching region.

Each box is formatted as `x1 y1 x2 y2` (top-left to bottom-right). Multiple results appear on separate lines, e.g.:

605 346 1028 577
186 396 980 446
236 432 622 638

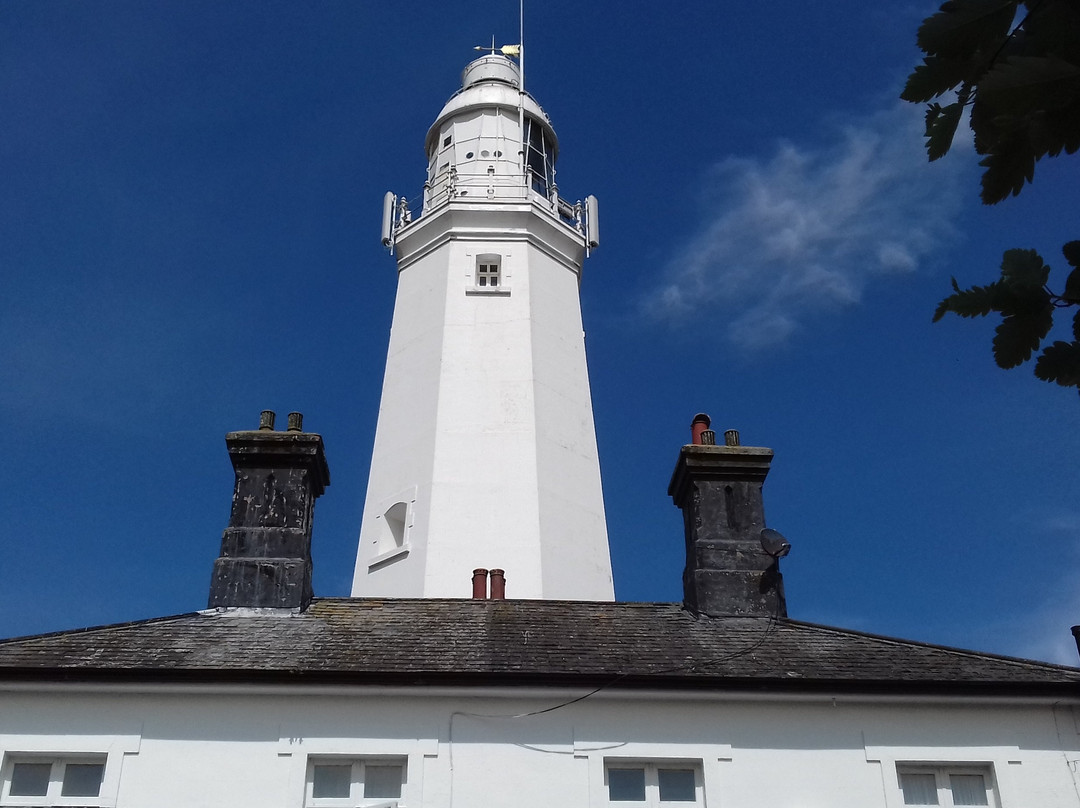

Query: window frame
896 764 997 808
476 262 500 289
305 757 407 808
1 754 108 807
467 254 510 297
865 742 1015 808
604 760 704 808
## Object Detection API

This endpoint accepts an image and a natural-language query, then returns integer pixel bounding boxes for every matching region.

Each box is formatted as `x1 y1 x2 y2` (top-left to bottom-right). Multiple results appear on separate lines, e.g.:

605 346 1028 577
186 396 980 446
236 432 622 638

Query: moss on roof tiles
0 598 1077 692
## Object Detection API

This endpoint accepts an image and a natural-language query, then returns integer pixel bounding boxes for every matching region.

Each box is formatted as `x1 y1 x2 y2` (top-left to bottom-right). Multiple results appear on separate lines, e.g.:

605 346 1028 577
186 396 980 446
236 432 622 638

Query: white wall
352 200 614 601
2 685 1078 808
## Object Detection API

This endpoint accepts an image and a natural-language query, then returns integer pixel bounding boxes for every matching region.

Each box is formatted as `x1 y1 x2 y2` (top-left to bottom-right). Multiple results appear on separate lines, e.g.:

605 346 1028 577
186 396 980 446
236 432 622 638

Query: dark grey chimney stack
208 411 330 610
668 419 786 618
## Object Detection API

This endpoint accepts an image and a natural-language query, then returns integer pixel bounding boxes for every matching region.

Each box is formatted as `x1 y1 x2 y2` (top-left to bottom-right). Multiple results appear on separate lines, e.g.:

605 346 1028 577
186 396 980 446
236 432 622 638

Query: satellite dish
760 528 791 559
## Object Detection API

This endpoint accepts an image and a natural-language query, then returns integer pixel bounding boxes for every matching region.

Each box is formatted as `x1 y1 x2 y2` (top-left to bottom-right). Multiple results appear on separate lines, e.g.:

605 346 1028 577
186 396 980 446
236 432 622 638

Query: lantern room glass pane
525 119 553 196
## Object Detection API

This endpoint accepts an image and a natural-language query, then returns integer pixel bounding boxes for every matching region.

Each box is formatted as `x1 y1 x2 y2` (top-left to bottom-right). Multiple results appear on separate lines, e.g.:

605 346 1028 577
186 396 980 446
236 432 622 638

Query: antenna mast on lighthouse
518 0 525 172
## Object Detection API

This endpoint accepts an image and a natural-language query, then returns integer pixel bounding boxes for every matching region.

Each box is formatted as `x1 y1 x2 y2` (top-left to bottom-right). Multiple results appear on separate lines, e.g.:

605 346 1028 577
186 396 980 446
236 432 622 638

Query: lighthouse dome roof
425 54 558 159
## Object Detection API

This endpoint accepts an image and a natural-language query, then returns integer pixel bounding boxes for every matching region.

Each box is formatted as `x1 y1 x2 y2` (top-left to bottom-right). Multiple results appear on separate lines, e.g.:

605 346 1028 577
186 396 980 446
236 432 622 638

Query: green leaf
917 0 1018 59
902 56 972 102
1018 0 1080 65
1074 309 1080 343
926 101 967 159
993 307 1052 368
1063 240 1080 269
1025 105 1080 159
977 56 1080 117
1000 247 1050 288
1063 268 1080 304
934 281 1001 320
1033 340 1080 388
979 142 1036 203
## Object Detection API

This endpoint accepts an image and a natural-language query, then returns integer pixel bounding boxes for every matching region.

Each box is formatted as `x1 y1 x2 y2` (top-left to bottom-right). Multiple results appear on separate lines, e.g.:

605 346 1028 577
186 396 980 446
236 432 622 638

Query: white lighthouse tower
352 51 613 600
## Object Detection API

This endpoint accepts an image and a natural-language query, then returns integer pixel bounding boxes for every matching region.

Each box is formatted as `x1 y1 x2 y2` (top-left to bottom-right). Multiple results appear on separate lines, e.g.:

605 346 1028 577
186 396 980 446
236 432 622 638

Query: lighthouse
352 51 613 600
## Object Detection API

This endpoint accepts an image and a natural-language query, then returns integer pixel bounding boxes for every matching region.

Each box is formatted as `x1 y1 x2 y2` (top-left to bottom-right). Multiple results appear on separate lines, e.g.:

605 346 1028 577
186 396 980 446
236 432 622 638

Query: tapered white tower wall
352 54 614 600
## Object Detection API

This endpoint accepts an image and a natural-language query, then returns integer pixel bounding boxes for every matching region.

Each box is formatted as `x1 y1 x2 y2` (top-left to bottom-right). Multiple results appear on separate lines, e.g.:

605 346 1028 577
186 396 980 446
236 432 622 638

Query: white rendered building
4 600 1080 808
3 409 1080 808
352 53 613 600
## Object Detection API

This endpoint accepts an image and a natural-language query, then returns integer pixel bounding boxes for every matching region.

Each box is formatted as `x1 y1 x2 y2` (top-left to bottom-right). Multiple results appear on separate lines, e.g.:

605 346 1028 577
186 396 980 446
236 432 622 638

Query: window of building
2 755 106 805
524 117 555 197
306 758 406 807
605 762 702 808
466 254 509 296
477 262 500 288
898 766 993 807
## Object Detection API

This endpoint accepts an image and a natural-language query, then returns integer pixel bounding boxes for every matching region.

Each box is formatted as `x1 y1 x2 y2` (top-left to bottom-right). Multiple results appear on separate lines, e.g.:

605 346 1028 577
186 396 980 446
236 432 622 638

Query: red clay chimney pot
691 413 711 445
489 568 506 600
472 568 489 599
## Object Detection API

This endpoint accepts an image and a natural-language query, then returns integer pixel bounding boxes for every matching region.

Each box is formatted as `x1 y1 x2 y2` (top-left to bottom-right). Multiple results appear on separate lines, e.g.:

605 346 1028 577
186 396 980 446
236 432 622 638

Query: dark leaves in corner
1034 340 1080 391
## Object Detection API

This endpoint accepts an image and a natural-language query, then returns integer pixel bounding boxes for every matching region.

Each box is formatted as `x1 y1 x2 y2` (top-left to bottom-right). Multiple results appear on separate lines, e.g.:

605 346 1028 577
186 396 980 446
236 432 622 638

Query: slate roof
1 598 1078 695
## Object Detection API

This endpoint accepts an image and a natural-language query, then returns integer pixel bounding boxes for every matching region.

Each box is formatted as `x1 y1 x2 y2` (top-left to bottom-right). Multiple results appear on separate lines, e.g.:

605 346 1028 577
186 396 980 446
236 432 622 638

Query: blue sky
3 0 1080 664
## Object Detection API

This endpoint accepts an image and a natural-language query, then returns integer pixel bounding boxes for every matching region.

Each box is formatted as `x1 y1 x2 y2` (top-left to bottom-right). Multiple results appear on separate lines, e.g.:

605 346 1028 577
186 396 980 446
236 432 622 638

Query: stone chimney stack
208 411 330 610
668 416 786 618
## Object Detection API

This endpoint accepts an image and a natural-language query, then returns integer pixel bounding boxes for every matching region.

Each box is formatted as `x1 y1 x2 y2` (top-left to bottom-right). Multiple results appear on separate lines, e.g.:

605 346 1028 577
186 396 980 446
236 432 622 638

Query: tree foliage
903 0 1080 393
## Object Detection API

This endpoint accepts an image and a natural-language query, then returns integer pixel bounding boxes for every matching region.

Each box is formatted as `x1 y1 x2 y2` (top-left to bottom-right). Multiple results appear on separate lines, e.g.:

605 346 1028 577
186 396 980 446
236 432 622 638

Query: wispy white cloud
645 103 972 349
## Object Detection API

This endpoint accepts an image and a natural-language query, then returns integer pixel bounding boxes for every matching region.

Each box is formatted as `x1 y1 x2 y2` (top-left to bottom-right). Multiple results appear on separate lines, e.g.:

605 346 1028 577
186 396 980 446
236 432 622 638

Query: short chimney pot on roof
691 413 711 445
489 569 506 600
259 410 276 431
472 569 489 600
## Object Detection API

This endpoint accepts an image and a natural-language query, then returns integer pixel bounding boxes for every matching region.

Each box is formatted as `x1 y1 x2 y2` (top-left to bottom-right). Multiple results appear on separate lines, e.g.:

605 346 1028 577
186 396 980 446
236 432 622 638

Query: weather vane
473 36 520 58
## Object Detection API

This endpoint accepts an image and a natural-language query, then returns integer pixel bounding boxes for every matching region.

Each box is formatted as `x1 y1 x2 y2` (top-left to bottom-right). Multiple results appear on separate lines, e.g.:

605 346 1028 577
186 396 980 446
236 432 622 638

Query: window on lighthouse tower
476 258 500 288
524 118 554 197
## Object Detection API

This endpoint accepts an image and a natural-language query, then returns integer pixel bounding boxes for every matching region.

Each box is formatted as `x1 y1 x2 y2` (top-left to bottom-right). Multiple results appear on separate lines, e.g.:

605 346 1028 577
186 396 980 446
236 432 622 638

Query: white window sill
368 545 410 571
466 288 510 297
